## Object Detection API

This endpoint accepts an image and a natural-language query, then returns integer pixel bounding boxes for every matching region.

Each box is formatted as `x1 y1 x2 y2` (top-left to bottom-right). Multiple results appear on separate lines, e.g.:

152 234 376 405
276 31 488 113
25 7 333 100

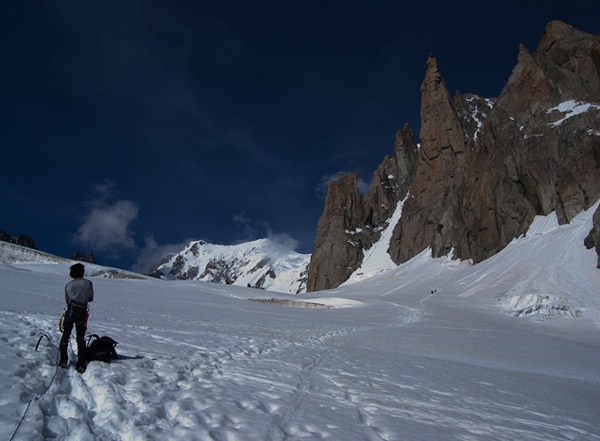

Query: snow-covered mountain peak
151 238 310 294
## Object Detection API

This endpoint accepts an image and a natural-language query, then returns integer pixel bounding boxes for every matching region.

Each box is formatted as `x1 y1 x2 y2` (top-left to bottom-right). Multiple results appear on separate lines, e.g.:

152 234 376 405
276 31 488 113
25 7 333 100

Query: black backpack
85 334 118 362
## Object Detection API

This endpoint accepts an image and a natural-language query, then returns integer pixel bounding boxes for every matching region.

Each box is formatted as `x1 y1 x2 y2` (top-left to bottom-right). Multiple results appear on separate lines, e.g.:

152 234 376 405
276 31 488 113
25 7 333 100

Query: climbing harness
59 306 89 333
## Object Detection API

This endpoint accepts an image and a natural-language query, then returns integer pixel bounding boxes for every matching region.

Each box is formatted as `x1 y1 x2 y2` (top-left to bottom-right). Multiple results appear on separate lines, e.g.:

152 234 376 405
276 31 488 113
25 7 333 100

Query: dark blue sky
2 1 598 271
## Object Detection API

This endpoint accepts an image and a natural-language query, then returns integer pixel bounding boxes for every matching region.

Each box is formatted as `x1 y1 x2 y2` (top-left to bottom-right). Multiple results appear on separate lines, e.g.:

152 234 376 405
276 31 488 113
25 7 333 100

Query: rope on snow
9 333 61 441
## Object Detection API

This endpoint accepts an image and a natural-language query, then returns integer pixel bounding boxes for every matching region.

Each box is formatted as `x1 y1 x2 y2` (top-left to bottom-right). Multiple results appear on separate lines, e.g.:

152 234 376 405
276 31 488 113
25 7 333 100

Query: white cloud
74 200 139 253
73 180 139 256
266 231 299 252
233 212 299 251
131 233 194 274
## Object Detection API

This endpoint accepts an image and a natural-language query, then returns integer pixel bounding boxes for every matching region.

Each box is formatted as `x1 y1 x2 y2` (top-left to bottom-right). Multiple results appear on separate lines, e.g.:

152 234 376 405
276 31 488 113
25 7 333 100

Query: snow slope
344 197 406 284
1 205 600 440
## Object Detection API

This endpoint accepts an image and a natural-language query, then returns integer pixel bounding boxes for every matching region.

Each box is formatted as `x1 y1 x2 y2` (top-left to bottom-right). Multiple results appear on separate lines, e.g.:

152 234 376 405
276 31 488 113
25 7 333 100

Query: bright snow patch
307 297 364 308
525 210 560 236
548 100 600 127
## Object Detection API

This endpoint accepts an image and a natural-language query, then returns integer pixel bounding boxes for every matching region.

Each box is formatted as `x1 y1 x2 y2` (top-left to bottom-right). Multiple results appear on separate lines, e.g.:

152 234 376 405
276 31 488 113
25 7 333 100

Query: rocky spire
307 21 600 291
363 124 418 226
388 53 471 263
306 172 365 292
537 21 600 95
306 125 418 291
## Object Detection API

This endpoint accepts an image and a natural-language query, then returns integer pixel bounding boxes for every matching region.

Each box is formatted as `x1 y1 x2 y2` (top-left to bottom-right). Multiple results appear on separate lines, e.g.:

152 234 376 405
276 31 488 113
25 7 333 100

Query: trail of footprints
6 312 416 441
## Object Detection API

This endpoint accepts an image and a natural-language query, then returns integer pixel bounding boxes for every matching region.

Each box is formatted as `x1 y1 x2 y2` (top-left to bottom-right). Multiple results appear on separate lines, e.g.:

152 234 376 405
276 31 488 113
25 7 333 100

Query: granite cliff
307 21 600 291
306 126 418 291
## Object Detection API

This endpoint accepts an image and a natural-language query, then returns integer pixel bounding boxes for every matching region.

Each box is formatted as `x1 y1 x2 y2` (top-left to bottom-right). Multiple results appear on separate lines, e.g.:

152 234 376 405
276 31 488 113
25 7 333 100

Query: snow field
1 204 600 440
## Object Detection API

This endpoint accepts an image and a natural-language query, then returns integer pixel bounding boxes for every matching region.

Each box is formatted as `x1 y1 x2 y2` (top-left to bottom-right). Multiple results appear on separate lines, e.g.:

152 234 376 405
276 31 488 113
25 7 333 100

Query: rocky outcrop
305 172 365 292
308 21 600 291
365 125 419 225
399 20 600 265
460 21 600 263
388 56 490 263
585 205 600 268
306 125 418 291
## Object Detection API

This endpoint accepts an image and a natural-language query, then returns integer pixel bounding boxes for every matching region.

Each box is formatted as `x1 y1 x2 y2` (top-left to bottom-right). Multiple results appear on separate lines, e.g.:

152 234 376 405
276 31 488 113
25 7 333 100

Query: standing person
59 263 94 372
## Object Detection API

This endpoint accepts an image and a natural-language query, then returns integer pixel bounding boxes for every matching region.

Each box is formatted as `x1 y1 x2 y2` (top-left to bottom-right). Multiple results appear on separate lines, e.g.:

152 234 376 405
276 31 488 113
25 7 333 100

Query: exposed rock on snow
584 204 600 268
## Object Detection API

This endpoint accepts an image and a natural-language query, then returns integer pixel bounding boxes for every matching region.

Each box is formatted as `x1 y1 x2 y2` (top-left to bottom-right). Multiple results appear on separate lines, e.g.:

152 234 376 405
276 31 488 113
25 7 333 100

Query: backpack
85 334 118 362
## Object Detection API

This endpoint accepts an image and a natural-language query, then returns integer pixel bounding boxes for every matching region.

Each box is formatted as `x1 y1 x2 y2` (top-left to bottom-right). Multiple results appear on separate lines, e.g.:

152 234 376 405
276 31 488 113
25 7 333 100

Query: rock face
388 56 493 263
306 125 418 291
584 205 600 268
459 21 600 263
308 21 600 291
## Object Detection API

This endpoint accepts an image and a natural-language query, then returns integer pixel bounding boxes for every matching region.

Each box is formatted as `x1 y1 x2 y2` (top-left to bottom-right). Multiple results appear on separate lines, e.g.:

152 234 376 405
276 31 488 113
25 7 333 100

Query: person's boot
76 359 87 373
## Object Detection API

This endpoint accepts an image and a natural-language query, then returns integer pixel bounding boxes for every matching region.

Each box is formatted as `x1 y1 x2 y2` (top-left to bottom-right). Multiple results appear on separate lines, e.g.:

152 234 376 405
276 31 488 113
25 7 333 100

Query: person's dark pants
59 306 87 368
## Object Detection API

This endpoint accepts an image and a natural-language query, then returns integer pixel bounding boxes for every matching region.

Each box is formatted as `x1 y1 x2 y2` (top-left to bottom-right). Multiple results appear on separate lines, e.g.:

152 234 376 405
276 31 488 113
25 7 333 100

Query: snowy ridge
152 238 310 294
0 242 150 280
1 204 600 440
0 242 71 266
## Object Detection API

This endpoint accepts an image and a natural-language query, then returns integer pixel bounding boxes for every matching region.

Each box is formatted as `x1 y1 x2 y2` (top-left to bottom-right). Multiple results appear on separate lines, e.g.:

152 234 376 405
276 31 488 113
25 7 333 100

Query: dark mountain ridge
307 21 600 291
